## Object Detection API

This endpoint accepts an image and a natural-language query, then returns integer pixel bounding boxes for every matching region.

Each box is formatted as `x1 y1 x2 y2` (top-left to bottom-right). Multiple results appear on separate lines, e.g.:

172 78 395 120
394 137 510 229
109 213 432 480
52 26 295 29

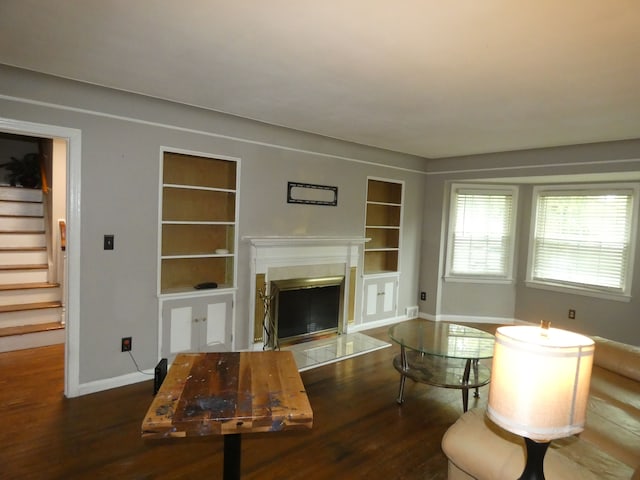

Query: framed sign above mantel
287 181 338 206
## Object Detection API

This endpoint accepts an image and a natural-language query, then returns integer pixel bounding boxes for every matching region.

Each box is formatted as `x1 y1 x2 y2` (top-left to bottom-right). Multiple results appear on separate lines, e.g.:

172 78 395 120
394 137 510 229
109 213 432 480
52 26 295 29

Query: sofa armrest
442 408 524 479
442 408 634 480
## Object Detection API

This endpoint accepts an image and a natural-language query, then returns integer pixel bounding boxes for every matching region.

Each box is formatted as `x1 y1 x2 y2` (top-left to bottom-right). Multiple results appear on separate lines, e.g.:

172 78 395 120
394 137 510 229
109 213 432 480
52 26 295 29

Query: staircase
0 186 64 352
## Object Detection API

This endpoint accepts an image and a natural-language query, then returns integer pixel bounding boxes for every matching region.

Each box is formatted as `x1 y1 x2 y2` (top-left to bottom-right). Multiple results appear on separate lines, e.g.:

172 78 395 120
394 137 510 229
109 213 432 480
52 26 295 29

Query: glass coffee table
389 320 495 412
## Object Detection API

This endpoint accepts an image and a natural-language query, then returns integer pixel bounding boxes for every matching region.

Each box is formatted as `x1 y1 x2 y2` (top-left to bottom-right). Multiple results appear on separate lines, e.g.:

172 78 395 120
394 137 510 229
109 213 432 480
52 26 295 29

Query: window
528 184 639 299
446 184 518 281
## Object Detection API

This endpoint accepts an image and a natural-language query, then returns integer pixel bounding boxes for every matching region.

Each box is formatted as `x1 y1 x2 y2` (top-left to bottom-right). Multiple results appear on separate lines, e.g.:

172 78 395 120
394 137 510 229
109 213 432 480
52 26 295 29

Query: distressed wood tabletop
142 351 313 439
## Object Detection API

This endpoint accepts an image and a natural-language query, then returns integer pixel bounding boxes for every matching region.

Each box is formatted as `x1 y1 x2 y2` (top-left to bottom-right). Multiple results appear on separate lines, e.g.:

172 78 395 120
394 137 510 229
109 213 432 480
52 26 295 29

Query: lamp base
518 437 550 480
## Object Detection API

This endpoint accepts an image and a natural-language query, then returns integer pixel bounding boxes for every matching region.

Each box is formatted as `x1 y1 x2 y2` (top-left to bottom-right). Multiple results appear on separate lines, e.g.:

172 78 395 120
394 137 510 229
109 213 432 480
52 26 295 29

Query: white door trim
0 117 82 398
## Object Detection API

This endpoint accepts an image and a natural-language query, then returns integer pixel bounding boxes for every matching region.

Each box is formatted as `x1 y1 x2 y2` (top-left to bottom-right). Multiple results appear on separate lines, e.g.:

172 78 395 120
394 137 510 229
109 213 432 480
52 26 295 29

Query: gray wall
3 61 637 393
0 65 426 385
420 141 640 344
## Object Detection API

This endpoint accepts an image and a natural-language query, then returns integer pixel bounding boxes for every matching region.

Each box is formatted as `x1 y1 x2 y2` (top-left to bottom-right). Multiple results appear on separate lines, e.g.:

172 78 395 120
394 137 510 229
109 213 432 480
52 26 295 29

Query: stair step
0 249 47 265
0 200 43 217
0 186 42 202
0 268 48 284
0 282 59 291
0 264 48 271
0 215 45 230
0 301 62 314
0 232 46 248
0 304 62 328
0 283 61 306
0 211 44 217
0 321 64 338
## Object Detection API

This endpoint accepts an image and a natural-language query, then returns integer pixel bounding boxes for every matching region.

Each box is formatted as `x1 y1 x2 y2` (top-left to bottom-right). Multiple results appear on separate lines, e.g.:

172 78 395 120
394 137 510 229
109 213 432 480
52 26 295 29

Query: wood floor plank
0 322 499 479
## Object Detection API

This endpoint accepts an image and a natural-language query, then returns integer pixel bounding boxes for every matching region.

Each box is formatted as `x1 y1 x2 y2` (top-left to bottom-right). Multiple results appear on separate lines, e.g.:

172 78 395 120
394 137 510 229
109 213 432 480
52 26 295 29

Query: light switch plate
104 234 114 250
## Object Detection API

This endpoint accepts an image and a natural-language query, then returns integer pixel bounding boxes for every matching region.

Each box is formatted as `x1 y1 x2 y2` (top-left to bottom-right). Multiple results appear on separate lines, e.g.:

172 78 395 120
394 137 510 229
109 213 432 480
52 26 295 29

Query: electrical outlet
420 291 426 301
121 336 132 352
568 309 576 319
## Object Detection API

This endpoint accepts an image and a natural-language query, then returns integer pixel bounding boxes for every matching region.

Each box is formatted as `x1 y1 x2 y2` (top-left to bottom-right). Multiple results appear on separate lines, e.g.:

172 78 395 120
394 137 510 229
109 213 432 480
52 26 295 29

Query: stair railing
59 220 67 325
40 158 50 194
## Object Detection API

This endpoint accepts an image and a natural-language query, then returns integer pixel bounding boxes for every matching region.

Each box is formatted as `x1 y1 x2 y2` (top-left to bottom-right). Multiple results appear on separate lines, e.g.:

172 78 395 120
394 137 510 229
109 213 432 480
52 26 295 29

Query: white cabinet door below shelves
363 275 398 322
161 293 233 362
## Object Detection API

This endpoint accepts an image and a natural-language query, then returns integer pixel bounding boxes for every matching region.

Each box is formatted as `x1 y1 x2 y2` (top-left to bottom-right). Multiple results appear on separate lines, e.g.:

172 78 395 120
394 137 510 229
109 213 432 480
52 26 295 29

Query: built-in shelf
364 179 403 274
159 151 238 295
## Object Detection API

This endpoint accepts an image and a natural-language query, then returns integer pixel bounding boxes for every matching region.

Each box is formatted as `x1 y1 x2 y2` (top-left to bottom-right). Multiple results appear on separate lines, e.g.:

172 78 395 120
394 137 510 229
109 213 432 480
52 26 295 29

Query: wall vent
405 306 419 318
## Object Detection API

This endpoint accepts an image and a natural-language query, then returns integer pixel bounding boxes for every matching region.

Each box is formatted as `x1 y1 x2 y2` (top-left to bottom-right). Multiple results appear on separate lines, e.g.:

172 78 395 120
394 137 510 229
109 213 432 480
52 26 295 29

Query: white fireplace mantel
244 235 369 348
244 235 369 247
244 235 369 273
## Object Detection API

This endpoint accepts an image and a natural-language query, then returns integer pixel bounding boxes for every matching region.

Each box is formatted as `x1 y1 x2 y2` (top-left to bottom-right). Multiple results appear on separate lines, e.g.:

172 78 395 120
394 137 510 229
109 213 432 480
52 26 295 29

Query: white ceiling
1 0 639 159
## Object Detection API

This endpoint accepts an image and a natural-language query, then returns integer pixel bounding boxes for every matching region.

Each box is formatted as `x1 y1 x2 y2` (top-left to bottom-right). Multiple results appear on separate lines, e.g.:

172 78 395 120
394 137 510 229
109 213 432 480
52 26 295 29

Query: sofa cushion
582 385 640 468
442 408 634 480
590 365 640 412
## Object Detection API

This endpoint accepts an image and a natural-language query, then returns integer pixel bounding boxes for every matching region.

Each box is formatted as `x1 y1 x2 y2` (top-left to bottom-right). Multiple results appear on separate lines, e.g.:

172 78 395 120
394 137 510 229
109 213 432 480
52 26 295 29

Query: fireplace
245 236 368 350
271 276 344 345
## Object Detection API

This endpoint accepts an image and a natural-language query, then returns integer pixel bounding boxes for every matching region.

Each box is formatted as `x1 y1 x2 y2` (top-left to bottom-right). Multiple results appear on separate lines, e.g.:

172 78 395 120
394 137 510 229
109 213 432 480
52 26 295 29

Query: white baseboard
418 312 515 324
347 314 407 333
77 369 154 397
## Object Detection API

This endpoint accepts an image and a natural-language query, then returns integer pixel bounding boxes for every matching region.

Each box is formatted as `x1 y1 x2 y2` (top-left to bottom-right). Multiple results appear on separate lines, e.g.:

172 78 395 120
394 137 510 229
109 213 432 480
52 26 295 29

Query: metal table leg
461 359 472 412
472 358 480 398
396 344 408 404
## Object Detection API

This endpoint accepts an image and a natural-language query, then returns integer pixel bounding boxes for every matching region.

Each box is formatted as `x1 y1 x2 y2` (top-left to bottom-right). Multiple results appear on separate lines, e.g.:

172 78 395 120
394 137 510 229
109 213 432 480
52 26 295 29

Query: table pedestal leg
223 434 241 480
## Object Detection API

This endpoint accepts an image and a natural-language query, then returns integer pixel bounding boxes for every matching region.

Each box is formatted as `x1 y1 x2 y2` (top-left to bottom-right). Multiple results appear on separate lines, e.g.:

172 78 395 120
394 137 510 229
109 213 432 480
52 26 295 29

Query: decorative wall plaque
287 181 338 206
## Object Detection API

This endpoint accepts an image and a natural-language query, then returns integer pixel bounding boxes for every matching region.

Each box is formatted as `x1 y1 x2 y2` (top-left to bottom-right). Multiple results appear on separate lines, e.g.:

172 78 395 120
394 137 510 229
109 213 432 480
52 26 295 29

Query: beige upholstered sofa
442 336 640 480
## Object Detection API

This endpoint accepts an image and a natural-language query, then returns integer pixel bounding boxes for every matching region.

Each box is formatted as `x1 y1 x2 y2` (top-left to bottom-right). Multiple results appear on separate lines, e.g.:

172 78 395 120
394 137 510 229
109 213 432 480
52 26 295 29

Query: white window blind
531 189 634 293
449 187 516 278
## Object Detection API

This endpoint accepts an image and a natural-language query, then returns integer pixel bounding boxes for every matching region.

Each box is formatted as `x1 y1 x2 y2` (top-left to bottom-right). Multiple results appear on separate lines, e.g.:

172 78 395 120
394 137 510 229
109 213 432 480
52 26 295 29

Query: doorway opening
0 117 81 398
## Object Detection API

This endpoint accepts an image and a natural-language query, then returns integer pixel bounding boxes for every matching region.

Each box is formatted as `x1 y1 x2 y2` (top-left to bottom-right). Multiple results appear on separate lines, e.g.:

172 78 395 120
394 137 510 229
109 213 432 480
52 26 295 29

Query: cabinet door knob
194 318 199 323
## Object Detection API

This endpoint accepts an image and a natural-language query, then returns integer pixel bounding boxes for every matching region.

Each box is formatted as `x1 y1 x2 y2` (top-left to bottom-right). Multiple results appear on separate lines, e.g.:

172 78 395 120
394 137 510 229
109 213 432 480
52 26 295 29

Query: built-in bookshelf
159 151 238 294
364 178 403 274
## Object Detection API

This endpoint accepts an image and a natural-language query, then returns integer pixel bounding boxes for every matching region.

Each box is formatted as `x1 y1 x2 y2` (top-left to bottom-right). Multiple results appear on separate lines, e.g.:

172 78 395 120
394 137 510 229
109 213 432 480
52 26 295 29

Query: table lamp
487 323 595 480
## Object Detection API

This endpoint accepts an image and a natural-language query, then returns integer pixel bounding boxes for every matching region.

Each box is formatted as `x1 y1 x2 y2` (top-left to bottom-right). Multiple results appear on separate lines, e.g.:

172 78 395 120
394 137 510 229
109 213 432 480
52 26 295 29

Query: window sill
444 276 514 285
525 281 631 303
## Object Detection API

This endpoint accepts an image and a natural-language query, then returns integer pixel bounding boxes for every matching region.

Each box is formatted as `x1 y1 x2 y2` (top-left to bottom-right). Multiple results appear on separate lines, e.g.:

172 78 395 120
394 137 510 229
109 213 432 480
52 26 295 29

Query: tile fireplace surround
245 236 368 350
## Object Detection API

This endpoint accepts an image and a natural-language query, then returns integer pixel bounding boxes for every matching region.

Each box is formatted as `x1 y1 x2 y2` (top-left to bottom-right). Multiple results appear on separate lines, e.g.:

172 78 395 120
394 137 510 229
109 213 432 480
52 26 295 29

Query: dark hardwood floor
0 322 499 480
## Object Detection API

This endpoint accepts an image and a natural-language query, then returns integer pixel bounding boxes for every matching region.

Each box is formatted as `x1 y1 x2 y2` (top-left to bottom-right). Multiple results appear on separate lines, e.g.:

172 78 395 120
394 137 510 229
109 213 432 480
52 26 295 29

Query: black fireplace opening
272 276 344 344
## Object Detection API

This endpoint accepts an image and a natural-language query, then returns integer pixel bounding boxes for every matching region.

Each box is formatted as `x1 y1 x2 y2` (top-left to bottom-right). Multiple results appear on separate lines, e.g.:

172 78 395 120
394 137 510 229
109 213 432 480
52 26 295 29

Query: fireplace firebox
270 276 344 344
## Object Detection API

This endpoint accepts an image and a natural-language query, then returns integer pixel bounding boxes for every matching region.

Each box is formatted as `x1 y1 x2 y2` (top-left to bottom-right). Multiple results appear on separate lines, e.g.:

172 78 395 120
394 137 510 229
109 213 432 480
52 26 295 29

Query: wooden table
142 351 313 479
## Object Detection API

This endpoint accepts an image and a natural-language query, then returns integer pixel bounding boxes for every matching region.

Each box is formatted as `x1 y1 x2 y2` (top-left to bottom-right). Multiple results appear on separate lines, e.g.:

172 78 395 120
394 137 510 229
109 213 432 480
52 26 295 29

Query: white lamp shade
487 325 594 441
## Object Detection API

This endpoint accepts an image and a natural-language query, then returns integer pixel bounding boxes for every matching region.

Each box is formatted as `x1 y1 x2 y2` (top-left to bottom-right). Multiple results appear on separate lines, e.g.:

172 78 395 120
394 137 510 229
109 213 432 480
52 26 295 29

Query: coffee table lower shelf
393 350 491 412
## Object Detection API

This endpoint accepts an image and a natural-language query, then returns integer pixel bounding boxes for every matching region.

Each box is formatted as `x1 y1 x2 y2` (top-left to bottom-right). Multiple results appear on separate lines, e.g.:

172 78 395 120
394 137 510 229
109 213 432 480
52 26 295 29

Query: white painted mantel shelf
243 235 370 246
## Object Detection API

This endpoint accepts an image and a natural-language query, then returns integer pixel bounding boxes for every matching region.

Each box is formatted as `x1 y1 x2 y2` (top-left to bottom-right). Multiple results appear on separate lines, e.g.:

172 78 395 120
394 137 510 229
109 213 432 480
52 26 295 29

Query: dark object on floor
153 358 167 395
